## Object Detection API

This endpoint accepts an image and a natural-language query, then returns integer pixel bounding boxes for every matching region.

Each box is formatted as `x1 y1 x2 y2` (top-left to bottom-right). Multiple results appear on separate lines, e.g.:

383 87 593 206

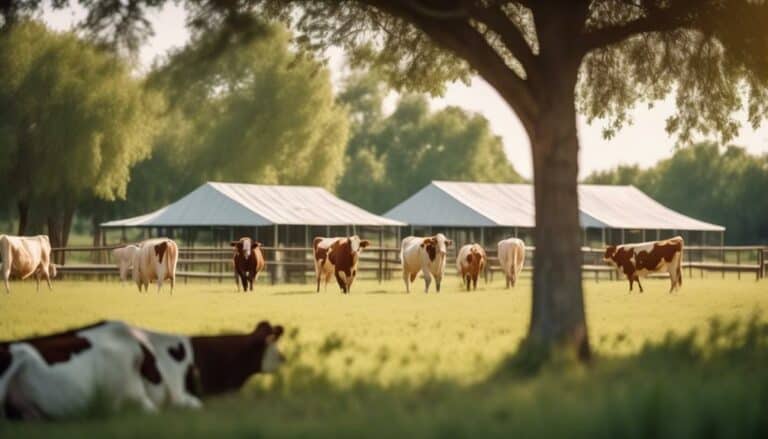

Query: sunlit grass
0 275 766 437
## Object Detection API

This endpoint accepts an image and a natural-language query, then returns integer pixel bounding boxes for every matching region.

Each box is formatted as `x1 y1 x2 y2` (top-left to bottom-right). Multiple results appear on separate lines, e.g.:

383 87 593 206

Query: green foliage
337 72 522 213
0 20 157 239
584 143 768 244
145 21 349 194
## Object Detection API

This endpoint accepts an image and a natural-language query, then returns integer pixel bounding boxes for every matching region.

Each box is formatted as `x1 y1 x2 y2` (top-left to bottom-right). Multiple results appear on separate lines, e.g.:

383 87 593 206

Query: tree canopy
0 20 157 249
337 72 522 213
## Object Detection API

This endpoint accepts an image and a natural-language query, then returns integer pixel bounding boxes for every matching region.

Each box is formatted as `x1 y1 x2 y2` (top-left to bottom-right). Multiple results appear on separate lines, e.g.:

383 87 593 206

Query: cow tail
167 242 178 277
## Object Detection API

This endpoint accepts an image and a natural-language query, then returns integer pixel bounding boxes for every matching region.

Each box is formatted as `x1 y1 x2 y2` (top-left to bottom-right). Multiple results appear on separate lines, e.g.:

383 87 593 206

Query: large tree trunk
46 207 74 265
526 64 590 362
17 200 29 235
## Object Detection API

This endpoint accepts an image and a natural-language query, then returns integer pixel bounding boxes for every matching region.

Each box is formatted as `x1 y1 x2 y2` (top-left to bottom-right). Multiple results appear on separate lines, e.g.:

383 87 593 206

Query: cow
456 243 486 291
132 238 178 294
1 235 56 294
497 238 526 288
313 235 370 294
401 233 453 294
230 237 266 292
603 236 684 293
112 244 140 283
0 319 284 420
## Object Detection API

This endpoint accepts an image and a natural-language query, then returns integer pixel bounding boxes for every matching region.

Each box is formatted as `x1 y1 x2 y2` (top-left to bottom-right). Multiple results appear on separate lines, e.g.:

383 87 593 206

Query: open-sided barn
383 181 725 247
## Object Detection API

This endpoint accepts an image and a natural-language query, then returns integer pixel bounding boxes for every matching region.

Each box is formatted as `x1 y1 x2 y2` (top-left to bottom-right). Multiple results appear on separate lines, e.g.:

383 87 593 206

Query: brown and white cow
112 244 140 282
132 238 178 293
230 237 266 292
1 235 56 293
497 238 525 288
313 236 370 294
603 236 684 293
0 319 284 420
401 233 453 293
456 243 486 291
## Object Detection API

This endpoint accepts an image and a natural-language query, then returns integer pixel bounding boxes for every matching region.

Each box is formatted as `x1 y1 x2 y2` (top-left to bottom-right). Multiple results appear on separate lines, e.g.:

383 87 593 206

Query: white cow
400 233 453 293
132 238 178 293
112 244 140 282
497 238 526 288
0 320 284 420
1 235 56 293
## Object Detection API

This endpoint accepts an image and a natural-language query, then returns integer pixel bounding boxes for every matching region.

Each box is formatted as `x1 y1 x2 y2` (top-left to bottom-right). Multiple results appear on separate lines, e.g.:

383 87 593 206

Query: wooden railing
50 244 766 283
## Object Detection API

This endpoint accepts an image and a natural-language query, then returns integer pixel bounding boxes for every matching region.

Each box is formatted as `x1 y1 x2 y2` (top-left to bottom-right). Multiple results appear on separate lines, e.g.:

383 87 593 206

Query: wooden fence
50 244 767 284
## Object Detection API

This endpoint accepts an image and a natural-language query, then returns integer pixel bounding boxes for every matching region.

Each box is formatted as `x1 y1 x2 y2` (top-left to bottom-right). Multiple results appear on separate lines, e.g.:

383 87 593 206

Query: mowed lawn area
1 275 767 437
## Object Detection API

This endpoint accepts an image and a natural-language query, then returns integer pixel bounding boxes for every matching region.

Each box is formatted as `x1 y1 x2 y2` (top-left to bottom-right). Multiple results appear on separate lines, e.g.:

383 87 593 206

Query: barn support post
642 229 646 242
657 229 660 241
621 228 625 244
600 228 606 248
346 225 350 237
305 225 310 284
378 228 384 284
121 227 127 243
326 225 331 237
480 227 485 247
272 224 280 285
514 227 518 238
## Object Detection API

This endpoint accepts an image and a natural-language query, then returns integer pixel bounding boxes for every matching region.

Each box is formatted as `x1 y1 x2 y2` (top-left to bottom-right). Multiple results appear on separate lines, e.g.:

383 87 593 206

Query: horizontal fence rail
47 244 767 284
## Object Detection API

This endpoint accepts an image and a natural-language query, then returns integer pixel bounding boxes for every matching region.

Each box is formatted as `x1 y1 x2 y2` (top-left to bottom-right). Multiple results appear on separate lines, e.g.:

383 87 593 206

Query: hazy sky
43 4 768 180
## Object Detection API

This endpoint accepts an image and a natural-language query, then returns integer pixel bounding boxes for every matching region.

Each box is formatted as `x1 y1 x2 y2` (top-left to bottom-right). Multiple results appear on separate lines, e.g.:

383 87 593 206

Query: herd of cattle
1 233 686 295
0 233 686 420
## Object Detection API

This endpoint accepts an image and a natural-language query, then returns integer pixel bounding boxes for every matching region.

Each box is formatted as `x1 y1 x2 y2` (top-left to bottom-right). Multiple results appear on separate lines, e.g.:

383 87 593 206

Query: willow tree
8 0 768 361
0 21 157 254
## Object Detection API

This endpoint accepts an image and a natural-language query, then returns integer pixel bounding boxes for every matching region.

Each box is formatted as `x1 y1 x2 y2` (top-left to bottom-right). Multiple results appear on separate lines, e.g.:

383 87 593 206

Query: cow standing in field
603 236 684 293
132 238 178 293
0 319 284 420
1 235 56 293
313 236 370 294
401 234 453 293
231 237 266 292
456 243 486 291
497 238 525 288
112 244 140 282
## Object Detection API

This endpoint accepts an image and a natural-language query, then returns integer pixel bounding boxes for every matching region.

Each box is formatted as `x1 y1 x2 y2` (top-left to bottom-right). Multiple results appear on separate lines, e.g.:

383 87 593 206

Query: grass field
1 275 767 437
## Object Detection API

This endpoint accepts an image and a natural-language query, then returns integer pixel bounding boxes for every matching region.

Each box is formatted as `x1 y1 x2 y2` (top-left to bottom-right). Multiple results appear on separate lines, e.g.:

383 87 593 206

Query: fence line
50 244 766 283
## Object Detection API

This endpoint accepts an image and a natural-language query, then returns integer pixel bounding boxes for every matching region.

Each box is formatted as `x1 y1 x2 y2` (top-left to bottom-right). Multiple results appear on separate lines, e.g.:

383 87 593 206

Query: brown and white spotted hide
456 243 486 291
230 237 266 292
132 238 178 294
313 236 370 294
1 234 56 293
0 320 284 420
603 236 684 293
400 233 453 293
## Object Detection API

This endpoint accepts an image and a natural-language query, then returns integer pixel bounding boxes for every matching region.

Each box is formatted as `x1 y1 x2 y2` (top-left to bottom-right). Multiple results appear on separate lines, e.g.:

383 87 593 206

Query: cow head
253 321 285 373
466 246 484 271
347 235 370 255
603 245 617 265
231 238 260 258
434 233 452 255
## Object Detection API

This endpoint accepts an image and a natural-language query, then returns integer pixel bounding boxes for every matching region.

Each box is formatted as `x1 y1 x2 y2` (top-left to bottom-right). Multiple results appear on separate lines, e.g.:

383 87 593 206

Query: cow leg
422 270 432 293
249 273 255 291
435 275 442 293
635 276 644 293
44 269 53 291
628 278 633 293
465 275 471 291
316 274 321 293
240 274 248 292
2 257 11 293
335 271 347 293
505 275 510 289
472 274 478 290
402 270 411 293
35 271 41 292
235 272 241 292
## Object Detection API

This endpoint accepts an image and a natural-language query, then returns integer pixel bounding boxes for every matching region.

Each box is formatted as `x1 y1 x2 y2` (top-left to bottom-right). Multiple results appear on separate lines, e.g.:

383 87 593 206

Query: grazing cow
313 236 370 294
1 235 56 293
603 236 684 293
230 237 266 292
112 244 140 282
0 319 284 420
401 233 453 293
456 243 486 291
497 238 526 288
132 238 178 293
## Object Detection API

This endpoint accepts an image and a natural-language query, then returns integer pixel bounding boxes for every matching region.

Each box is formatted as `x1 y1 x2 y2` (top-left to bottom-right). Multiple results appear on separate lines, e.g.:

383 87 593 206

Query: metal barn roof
101 182 404 228
383 181 724 231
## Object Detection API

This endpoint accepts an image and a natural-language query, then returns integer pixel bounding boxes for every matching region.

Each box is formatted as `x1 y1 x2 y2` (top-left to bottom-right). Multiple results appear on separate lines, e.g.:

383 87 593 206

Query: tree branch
469 4 537 74
362 0 539 134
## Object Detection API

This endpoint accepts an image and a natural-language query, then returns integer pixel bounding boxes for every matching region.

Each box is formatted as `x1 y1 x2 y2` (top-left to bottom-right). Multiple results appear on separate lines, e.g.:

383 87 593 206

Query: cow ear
230 241 239 247
446 239 453 246
360 240 370 248
254 321 272 338
254 241 263 247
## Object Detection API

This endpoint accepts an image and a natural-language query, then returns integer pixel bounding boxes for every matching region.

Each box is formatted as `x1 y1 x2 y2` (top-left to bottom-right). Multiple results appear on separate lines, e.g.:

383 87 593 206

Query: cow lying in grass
0 320 284 420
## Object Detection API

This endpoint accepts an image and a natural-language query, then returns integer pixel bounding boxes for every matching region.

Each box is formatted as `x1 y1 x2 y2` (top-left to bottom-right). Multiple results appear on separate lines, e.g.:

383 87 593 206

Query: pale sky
42 4 768 180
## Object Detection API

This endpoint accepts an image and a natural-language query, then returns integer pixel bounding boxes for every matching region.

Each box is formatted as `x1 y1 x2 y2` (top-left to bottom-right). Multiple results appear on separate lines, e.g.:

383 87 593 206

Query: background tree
338 72 522 212
9 0 768 363
0 20 157 257
585 143 768 245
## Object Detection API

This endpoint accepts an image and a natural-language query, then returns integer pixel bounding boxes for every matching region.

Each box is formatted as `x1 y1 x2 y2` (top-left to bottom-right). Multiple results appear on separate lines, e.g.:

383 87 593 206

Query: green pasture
0 276 766 437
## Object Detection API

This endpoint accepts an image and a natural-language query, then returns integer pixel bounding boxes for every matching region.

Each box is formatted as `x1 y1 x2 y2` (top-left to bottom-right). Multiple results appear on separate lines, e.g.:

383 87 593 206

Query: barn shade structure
100 182 403 248
384 181 725 248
